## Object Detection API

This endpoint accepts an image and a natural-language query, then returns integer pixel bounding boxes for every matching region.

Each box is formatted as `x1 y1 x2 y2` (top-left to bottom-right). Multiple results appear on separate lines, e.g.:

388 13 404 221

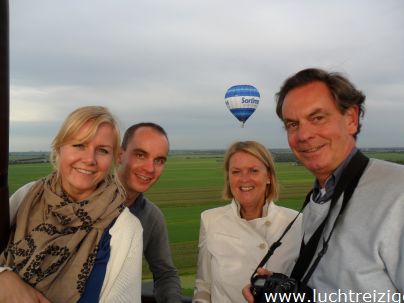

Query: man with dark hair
118 122 182 303
244 68 404 302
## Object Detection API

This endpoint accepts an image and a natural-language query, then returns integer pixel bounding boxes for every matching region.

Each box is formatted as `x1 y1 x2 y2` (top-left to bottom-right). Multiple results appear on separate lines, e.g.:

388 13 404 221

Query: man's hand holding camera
243 267 272 303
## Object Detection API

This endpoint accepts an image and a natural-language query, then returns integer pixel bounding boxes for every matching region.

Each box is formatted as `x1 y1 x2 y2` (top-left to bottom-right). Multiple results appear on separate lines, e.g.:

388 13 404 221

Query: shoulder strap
291 151 369 282
250 206 303 281
250 191 311 282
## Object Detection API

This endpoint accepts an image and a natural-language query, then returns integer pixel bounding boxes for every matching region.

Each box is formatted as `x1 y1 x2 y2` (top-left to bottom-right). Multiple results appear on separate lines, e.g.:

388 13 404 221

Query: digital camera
250 273 299 303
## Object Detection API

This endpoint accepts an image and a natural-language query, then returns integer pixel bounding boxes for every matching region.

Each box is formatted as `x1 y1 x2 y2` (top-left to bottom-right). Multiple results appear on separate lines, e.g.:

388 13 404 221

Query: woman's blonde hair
222 141 279 201
50 106 121 171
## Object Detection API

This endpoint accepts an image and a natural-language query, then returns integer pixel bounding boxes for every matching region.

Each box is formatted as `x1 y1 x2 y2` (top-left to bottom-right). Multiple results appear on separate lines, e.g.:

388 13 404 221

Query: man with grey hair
244 68 404 302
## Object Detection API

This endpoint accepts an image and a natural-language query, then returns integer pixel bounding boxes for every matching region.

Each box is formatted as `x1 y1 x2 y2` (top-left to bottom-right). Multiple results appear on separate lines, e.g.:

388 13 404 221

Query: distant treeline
169 148 404 165
9 152 50 164
8 148 404 165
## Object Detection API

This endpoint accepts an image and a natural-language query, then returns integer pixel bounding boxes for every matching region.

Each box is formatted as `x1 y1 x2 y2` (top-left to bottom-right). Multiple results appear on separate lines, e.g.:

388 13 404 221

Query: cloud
8 0 404 151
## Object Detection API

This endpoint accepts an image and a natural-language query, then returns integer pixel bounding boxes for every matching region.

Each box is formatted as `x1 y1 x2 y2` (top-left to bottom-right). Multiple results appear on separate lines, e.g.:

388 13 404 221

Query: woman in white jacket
0 106 142 303
193 141 302 303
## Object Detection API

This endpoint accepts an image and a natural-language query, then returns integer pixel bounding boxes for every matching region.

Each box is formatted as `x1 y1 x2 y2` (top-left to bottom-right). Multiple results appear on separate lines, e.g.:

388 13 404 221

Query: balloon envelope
225 85 260 126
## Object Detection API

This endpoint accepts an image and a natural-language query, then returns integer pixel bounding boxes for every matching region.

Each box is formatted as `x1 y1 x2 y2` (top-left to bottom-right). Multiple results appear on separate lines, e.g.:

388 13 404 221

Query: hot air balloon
224 85 260 127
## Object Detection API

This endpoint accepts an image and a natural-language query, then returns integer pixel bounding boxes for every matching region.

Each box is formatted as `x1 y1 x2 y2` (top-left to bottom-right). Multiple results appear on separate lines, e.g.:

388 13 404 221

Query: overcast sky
9 0 404 151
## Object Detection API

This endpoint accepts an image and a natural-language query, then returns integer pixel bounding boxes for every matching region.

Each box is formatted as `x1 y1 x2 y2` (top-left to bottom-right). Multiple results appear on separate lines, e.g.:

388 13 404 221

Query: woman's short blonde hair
50 106 121 170
222 141 279 202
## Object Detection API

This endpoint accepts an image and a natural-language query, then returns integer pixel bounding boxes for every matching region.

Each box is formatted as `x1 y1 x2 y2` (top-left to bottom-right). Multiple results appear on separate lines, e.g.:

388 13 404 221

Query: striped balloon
225 85 260 127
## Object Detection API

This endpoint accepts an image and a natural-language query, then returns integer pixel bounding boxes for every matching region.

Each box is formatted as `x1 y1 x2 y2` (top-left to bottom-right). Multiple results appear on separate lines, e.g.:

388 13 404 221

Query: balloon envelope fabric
225 85 260 127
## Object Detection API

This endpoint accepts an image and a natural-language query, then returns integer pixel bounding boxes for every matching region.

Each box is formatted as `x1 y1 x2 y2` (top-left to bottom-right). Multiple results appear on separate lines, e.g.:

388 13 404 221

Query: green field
7 150 404 295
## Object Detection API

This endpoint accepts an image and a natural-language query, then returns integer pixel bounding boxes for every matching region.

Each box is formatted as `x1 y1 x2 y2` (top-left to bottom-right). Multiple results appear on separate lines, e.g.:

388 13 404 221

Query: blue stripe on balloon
229 108 256 122
225 85 260 98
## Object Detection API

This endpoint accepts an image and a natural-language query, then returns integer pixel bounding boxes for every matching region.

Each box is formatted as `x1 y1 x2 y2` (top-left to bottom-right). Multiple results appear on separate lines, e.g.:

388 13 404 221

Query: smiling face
228 151 271 218
58 122 115 201
118 127 169 204
282 81 358 186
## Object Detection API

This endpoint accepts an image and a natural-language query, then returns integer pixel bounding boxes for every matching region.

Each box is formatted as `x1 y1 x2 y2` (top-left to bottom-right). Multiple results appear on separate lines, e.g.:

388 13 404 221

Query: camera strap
250 150 369 285
290 150 369 284
250 199 305 281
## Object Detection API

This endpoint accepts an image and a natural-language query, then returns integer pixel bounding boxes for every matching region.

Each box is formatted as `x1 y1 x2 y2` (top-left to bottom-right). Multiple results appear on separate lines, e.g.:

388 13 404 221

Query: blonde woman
0 106 142 303
193 141 302 303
